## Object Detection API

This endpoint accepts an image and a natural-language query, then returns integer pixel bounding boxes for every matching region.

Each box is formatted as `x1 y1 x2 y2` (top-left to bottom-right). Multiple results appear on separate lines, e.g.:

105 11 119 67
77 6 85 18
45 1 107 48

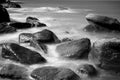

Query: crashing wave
7 6 76 13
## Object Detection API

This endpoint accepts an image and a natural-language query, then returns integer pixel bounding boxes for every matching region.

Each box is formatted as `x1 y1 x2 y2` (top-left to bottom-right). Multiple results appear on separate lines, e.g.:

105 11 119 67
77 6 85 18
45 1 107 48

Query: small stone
31 66 80 80
77 64 97 76
1 43 46 65
56 38 91 59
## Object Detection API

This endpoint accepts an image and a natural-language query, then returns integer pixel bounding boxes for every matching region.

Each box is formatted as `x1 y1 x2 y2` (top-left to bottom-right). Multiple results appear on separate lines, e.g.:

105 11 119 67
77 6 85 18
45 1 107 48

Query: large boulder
85 14 120 31
1 43 46 65
0 5 10 23
0 64 29 80
33 29 60 44
9 22 32 29
56 38 91 59
31 66 80 80
0 23 16 34
89 38 120 71
26 16 47 27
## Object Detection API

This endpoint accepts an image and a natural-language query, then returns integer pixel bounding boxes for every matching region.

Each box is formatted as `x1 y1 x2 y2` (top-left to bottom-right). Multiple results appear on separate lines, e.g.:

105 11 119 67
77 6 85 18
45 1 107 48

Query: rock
26 16 47 27
56 38 91 59
19 33 34 43
77 64 97 76
83 24 111 32
89 38 120 71
61 38 73 42
1 43 46 65
31 66 80 80
0 64 29 80
9 22 32 29
33 29 60 44
86 14 120 31
0 23 16 34
0 0 6 3
30 39 48 54
0 5 10 23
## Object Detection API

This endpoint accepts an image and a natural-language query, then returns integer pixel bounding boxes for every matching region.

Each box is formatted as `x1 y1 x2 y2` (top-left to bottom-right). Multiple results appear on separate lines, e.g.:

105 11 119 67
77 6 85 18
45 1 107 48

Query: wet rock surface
89 38 120 71
56 38 91 59
0 64 29 80
1 43 46 65
77 64 97 76
31 66 81 80
26 16 47 27
0 23 16 34
85 14 120 32
33 29 60 44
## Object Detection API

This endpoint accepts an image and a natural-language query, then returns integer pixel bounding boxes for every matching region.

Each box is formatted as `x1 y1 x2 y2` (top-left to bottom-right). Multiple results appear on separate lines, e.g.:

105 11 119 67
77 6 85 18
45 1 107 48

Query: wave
7 6 77 13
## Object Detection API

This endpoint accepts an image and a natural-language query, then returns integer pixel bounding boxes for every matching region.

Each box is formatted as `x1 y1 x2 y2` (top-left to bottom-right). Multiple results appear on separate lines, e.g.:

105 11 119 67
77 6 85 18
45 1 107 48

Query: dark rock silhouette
9 22 32 29
56 38 91 59
0 5 10 23
0 64 29 80
31 66 80 80
0 0 6 3
0 23 16 34
85 14 120 32
89 38 120 71
26 16 47 27
1 43 46 65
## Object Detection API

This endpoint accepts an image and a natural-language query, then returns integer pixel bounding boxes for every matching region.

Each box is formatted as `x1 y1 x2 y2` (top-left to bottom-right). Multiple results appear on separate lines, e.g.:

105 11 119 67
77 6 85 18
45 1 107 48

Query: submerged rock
86 14 120 31
77 64 97 76
9 22 32 29
1 43 46 65
33 29 60 44
89 38 120 71
56 38 91 59
31 66 80 80
0 5 10 23
26 16 47 27
0 23 16 34
0 64 29 80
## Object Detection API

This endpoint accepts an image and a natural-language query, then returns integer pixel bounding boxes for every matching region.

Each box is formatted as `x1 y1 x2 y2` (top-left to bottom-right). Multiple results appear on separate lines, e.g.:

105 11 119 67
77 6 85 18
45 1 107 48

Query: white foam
8 7 76 13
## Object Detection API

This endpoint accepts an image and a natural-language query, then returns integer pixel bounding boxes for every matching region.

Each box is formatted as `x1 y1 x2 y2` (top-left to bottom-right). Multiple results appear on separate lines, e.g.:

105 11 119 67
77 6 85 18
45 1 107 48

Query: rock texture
0 64 29 80
89 38 120 71
1 43 46 65
26 16 47 27
77 64 97 76
0 5 10 23
31 66 80 80
56 38 91 59
85 14 120 32
33 29 60 44
0 23 16 34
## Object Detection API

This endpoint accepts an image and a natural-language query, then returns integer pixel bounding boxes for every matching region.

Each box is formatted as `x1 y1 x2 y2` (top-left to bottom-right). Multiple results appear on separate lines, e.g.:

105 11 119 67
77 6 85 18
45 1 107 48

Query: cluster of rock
0 0 21 8
0 5 47 34
0 5 120 79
